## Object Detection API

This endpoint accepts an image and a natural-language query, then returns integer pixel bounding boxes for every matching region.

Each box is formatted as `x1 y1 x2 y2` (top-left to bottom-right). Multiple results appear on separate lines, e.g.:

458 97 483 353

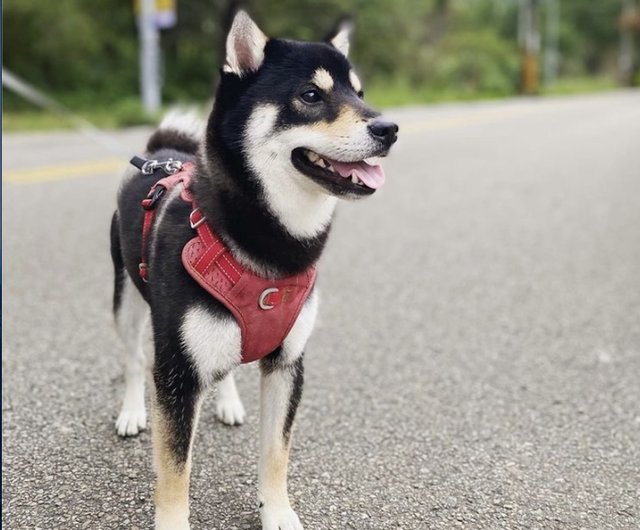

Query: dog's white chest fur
180 306 243 386
180 292 319 385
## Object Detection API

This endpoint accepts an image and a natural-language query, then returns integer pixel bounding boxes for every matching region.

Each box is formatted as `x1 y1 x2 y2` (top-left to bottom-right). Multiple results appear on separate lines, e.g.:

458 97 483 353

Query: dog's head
211 11 398 201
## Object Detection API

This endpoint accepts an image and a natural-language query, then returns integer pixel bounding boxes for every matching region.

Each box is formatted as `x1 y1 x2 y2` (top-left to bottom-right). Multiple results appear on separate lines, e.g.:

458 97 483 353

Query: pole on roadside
138 0 161 114
543 0 560 87
619 0 638 86
519 0 541 94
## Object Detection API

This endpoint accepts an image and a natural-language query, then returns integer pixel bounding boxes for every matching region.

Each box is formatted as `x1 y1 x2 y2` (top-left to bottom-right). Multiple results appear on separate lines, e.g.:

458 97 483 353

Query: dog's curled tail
146 108 205 155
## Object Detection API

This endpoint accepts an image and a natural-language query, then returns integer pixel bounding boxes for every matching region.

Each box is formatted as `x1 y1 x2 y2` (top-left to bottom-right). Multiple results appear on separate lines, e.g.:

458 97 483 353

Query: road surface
3 92 640 529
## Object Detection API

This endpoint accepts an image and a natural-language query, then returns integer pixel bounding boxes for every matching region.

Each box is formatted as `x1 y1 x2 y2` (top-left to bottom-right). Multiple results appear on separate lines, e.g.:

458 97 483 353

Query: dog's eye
300 90 322 104
357 90 364 99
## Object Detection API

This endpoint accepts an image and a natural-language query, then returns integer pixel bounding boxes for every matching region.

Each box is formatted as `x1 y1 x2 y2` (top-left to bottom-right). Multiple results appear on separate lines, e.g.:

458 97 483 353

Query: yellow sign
134 0 175 13
134 0 177 28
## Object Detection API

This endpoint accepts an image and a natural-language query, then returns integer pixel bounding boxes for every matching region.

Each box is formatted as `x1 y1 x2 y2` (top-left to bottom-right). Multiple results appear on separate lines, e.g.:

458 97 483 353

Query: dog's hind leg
151 343 202 530
114 274 149 436
215 371 246 426
112 214 149 437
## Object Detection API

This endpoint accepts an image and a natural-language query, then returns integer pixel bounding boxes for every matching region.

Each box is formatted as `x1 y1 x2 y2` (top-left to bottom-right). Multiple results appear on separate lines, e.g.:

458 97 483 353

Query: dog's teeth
307 151 320 162
351 174 358 184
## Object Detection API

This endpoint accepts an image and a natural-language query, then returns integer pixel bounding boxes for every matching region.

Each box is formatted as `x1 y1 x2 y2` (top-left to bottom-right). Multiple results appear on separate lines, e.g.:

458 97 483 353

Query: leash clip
130 156 183 175
140 160 158 175
162 159 183 174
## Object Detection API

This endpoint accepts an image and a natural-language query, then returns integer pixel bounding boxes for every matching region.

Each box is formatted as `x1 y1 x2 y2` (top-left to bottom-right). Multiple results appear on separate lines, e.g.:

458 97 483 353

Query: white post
139 0 161 113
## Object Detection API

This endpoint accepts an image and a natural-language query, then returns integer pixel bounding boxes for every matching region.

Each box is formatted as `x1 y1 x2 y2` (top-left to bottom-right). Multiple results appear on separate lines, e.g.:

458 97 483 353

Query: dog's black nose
368 120 399 146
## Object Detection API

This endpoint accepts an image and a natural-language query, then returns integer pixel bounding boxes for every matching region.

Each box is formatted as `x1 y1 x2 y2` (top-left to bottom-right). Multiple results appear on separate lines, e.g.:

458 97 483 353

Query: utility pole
138 0 161 114
619 0 638 86
518 0 541 94
543 0 560 87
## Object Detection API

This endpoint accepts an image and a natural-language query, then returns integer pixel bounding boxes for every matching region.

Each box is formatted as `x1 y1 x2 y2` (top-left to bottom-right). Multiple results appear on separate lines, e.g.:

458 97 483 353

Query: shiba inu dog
110 10 398 530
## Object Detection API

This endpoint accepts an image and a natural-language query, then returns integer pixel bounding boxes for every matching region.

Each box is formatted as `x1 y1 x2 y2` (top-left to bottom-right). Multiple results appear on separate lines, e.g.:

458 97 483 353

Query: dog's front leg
151 354 202 530
258 353 305 530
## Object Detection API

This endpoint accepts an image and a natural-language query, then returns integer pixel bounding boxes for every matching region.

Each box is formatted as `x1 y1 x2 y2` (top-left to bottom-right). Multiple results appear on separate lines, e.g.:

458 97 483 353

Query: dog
110 10 398 530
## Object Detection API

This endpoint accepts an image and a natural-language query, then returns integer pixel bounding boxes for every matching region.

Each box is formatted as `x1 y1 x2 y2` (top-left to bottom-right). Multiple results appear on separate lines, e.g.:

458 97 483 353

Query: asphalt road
3 91 640 530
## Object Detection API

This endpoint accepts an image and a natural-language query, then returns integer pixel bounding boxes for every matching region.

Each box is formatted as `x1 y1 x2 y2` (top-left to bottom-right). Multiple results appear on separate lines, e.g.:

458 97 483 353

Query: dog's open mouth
291 148 385 196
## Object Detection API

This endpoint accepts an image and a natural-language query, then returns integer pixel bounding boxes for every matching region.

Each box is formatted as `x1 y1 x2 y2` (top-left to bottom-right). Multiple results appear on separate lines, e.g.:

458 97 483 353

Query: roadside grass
2 76 625 132
366 76 621 107
540 76 618 96
2 98 160 132
365 81 510 108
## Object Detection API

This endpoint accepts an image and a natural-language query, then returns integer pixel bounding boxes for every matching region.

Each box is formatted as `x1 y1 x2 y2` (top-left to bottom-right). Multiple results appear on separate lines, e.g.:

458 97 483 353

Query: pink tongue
328 159 386 189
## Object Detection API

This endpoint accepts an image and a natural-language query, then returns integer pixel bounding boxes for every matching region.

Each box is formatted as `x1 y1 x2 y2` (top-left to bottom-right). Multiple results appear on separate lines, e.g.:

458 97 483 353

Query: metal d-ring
259 288 279 310
189 208 206 229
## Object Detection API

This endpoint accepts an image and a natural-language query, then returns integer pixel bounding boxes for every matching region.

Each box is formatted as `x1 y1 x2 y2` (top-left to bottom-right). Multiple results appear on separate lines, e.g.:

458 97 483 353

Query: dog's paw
261 505 304 530
115 406 147 437
215 395 246 426
155 510 190 530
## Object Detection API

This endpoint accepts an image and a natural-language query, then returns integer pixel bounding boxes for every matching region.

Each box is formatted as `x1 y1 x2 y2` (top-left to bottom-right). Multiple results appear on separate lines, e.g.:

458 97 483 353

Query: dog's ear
325 17 353 57
223 10 268 76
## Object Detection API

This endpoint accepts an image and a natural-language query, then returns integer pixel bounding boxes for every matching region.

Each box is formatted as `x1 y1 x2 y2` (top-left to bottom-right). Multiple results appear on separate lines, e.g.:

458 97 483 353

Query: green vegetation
2 100 159 132
3 0 638 131
540 76 619 96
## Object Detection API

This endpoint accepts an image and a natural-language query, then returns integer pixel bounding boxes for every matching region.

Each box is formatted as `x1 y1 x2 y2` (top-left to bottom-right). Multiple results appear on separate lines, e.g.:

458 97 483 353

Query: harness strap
188 207 243 285
139 162 194 281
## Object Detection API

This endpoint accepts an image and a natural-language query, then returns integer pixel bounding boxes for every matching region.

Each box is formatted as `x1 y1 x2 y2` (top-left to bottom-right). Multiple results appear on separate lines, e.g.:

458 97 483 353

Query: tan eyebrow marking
349 70 362 93
312 68 334 92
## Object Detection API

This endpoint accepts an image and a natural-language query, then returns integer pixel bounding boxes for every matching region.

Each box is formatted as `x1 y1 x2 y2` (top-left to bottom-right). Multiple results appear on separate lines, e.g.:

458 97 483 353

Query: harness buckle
189 208 206 229
143 185 166 210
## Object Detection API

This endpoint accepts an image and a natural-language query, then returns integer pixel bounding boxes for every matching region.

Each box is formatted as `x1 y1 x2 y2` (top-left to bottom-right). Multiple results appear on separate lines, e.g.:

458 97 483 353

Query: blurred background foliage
3 0 639 129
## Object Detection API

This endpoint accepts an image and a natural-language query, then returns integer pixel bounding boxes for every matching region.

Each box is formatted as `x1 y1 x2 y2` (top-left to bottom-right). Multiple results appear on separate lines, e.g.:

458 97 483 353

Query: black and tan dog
110 10 398 529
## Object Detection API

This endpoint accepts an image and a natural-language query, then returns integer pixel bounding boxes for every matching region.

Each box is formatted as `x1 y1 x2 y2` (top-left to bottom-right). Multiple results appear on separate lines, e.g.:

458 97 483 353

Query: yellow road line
3 158 124 184
3 105 532 185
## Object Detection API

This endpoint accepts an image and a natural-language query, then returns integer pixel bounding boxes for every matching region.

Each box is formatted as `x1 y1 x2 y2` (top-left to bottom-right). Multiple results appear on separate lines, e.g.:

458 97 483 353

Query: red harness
138 162 316 363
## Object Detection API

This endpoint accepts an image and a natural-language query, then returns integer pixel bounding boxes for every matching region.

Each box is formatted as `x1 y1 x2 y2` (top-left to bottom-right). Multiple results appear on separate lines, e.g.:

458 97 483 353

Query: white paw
215 396 246 426
155 510 190 530
261 505 304 530
115 406 147 437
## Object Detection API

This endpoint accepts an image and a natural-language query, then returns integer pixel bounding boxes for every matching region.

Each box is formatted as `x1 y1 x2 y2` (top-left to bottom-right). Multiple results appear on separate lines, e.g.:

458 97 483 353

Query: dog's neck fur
192 127 332 278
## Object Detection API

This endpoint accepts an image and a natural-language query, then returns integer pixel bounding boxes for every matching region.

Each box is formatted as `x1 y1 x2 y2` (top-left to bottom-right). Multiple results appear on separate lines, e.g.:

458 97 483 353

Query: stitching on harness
194 240 221 270
222 254 242 278
201 246 226 275
216 260 236 284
